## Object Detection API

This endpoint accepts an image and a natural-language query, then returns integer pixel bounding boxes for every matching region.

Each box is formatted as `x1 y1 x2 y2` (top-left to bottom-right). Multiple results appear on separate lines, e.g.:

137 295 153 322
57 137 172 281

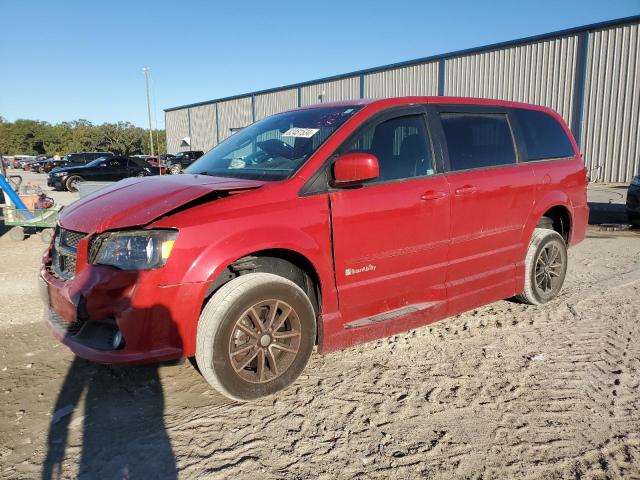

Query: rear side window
440 113 516 171
515 109 575 161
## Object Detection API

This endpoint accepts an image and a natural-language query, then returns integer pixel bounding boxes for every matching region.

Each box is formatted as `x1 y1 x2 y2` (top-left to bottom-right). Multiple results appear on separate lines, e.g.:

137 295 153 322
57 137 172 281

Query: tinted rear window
440 113 516 171
515 109 574 161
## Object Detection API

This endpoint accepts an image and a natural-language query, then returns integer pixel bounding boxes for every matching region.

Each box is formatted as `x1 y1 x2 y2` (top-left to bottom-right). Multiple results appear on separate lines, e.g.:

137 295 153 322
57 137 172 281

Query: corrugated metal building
165 15 640 183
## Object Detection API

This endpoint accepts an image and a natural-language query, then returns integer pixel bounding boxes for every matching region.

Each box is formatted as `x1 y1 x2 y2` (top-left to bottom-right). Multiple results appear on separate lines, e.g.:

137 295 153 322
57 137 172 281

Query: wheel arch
200 248 325 346
536 204 572 243
204 248 323 314
524 191 574 246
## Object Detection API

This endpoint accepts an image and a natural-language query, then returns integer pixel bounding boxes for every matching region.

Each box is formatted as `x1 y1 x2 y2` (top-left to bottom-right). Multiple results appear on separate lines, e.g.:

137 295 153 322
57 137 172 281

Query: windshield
185 106 362 181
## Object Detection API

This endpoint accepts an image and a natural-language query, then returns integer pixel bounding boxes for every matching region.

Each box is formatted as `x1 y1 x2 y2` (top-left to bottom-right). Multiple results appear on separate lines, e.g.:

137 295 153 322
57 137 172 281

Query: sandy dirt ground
1 172 639 479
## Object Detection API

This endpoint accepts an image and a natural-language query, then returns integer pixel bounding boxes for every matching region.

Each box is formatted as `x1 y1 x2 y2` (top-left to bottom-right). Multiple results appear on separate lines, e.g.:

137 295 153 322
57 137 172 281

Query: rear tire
195 272 316 401
515 228 568 305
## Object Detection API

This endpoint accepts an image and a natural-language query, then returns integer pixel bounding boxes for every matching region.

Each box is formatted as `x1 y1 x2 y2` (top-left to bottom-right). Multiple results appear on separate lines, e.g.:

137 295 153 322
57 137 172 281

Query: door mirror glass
333 153 379 185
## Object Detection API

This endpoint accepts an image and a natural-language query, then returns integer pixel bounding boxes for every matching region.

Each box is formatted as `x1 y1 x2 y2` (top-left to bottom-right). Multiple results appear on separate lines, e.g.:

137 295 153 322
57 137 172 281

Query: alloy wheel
228 299 302 384
534 243 564 293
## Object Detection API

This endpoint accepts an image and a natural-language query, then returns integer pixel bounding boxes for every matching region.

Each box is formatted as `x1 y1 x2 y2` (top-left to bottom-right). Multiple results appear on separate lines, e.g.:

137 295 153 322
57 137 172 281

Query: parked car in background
16 156 38 169
42 158 67 173
626 174 640 226
141 156 164 168
59 151 114 166
41 97 589 401
166 150 204 174
48 155 161 191
29 157 54 173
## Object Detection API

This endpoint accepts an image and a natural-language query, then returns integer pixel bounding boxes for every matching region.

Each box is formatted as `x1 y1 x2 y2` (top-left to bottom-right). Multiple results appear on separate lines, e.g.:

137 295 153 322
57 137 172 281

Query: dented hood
59 174 265 233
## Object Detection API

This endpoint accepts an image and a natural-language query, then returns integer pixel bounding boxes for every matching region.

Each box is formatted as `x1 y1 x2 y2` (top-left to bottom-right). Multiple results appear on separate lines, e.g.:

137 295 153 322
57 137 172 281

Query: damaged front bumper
40 263 203 365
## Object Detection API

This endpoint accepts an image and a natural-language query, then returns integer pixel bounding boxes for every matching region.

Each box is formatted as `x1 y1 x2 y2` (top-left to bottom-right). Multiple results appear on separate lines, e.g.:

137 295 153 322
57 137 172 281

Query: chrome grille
51 227 87 280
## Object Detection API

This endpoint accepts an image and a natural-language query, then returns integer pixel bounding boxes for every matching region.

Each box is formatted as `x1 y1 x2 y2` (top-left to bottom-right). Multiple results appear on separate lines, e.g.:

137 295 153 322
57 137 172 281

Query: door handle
420 190 447 201
454 185 477 195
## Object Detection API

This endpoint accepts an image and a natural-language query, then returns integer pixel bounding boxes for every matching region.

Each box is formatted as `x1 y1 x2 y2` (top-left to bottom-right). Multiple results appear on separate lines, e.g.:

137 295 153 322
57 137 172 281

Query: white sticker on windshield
282 127 319 138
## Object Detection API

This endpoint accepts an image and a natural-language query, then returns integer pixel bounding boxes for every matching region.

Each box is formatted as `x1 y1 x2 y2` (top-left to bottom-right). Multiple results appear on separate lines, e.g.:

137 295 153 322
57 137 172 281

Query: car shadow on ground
41 293 180 478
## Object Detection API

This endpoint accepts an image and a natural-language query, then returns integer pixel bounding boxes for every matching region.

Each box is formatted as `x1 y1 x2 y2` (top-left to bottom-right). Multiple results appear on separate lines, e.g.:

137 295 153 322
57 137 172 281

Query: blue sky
1 0 638 128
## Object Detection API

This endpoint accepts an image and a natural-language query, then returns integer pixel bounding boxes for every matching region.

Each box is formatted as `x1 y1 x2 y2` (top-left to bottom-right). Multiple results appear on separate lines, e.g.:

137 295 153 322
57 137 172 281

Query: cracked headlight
91 230 178 270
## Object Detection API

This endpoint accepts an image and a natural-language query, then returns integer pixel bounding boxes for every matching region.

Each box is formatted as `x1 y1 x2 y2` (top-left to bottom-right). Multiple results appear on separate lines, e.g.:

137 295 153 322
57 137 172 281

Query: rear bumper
39 265 202 365
571 204 589 245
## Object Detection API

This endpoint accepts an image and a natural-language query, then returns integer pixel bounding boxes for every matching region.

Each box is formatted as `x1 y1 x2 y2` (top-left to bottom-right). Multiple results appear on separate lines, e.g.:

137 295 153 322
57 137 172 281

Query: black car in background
166 150 204 173
48 155 161 191
626 175 640 226
42 158 68 173
29 157 55 173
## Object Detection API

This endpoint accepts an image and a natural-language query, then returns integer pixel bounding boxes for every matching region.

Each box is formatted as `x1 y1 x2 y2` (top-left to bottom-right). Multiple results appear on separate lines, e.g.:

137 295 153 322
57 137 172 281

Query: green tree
0 116 165 156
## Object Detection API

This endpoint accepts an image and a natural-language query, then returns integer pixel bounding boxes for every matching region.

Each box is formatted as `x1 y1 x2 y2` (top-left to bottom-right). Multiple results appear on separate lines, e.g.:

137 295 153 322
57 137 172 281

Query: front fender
175 218 339 316
190 227 330 282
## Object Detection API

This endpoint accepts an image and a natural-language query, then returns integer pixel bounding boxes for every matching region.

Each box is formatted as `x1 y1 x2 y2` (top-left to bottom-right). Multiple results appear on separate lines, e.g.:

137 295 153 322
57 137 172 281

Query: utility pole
143 66 155 156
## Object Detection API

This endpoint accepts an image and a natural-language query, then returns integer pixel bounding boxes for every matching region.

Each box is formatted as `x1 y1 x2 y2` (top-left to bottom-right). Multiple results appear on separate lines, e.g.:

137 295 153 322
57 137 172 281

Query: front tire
169 164 182 175
65 175 83 192
195 273 316 401
515 228 568 305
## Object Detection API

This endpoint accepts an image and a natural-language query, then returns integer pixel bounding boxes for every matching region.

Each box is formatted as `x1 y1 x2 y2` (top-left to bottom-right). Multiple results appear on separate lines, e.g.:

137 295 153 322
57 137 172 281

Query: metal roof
164 15 640 113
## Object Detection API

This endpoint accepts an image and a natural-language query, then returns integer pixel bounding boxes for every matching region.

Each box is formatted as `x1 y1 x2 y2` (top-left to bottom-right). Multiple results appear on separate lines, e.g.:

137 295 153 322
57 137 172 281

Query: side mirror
333 153 379 186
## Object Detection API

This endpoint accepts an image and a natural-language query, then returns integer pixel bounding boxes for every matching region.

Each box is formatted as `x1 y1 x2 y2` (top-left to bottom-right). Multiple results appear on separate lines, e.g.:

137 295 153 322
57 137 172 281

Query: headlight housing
53 172 66 177
90 229 178 270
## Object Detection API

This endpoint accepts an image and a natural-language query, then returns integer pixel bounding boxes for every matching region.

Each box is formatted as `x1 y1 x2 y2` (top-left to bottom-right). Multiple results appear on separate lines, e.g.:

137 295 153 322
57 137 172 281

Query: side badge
345 264 376 277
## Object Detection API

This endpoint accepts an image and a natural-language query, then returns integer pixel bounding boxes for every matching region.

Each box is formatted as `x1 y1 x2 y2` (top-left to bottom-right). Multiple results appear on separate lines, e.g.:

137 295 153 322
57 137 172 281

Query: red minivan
40 97 588 401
